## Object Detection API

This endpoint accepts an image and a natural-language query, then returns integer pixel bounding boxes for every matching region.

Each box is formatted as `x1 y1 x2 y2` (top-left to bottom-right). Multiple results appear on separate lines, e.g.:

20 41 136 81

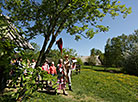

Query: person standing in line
30 59 36 69
49 62 57 76
30 59 36 74
57 59 67 95
41 59 50 88
49 62 57 86
64 55 73 91
23 59 30 76
42 59 50 74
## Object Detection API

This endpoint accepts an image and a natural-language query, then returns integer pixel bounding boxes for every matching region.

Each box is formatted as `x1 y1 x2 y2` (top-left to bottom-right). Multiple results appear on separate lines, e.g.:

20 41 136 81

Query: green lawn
81 65 121 72
1 66 138 102
71 68 138 102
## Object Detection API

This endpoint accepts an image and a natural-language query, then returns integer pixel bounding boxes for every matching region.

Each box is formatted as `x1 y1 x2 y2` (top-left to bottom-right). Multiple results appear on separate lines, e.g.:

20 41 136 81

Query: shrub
87 56 96 66
76 58 83 66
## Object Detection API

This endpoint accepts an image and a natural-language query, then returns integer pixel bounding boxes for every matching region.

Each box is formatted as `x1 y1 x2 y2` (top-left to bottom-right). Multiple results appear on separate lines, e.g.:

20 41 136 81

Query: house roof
0 14 34 50
79 56 89 63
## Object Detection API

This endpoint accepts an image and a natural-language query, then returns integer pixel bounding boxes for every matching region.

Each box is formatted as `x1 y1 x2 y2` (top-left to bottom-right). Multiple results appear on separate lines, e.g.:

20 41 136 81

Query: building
79 55 101 65
0 14 34 50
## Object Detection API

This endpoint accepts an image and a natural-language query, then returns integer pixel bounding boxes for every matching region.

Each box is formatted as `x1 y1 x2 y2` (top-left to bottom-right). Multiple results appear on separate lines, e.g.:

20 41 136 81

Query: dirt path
61 91 105 102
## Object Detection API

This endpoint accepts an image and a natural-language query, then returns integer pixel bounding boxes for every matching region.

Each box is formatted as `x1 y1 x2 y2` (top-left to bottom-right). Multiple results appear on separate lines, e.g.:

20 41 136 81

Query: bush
76 58 83 66
87 56 96 66
0 38 16 92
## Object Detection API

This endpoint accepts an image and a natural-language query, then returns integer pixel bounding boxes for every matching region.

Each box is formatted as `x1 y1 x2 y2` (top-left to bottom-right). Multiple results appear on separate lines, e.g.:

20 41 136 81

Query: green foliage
76 58 83 66
87 55 96 66
22 42 40 61
122 44 138 76
99 53 104 65
104 37 123 67
11 66 57 101
90 48 102 56
1 0 132 66
0 36 56 101
90 48 103 65
10 50 57 101
104 30 138 68
0 35 16 92
47 48 77 65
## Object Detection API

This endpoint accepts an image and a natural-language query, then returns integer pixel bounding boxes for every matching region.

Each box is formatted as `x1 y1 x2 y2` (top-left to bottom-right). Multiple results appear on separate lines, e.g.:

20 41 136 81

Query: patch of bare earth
61 91 105 102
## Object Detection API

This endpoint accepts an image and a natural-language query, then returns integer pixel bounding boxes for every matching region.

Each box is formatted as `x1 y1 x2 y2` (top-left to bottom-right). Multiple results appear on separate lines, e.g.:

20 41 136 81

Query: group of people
10 55 77 95
41 55 77 95
10 57 36 87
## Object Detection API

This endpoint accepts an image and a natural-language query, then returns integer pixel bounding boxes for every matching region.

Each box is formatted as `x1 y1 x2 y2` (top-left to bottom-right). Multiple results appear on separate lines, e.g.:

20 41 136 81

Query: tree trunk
0 68 7 93
35 36 49 67
35 16 66 67
41 35 56 65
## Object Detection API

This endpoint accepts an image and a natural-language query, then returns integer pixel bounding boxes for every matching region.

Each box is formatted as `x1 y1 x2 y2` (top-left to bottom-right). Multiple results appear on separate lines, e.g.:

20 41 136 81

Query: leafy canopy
1 0 131 40
1 0 132 67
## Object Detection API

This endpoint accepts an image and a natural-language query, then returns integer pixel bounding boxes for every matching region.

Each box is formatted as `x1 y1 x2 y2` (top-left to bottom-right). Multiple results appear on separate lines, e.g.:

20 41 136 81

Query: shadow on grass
0 86 57 102
82 65 123 74
37 86 57 95
0 93 16 102
94 69 123 74
37 90 57 95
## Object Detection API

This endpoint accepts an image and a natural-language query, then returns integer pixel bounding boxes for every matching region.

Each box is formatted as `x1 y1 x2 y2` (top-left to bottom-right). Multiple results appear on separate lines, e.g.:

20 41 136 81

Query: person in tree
57 59 67 95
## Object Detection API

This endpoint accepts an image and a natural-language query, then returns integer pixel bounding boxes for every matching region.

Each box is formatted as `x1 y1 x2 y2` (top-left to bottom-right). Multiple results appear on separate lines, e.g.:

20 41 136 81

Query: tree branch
49 0 70 33
42 18 67 62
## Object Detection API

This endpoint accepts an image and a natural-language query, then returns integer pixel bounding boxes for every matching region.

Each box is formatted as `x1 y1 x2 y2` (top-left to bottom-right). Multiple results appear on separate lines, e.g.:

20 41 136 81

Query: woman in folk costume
49 62 57 76
42 59 50 74
57 59 67 95
41 59 50 87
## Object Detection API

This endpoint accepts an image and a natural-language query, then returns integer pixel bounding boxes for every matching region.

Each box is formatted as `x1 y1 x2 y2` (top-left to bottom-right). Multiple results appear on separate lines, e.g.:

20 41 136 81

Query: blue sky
30 0 138 56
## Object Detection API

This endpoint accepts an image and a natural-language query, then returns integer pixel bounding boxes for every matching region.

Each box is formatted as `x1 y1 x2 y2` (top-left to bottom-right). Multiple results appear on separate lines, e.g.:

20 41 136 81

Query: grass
1 66 138 102
82 65 121 72
71 68 138 102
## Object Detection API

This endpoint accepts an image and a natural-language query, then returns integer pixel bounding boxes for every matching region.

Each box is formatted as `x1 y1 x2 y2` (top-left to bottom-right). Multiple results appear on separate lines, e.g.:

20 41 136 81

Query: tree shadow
37 86 57 95
82 66 123 74
94 69 123 74
0 93 16 102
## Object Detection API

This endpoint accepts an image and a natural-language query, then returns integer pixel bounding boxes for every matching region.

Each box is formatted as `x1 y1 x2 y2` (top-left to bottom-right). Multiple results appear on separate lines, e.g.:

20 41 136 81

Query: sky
30 0 138 56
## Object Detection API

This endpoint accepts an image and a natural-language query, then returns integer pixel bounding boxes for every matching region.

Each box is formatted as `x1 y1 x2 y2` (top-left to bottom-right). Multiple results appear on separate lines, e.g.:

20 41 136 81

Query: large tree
90 48 102 56
104 30 138 67
123 43 138 76
104 37 122 67
1 0 132 67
